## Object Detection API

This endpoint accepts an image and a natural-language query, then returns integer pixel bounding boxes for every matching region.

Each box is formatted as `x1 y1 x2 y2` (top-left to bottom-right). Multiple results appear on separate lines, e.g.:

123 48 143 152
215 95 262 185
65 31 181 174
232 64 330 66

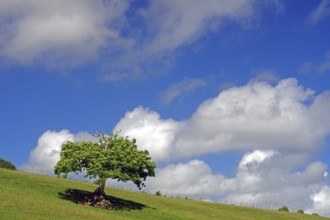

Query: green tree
54 132 156 197
0 157 16 170
278 205 289 212
297 209 304 214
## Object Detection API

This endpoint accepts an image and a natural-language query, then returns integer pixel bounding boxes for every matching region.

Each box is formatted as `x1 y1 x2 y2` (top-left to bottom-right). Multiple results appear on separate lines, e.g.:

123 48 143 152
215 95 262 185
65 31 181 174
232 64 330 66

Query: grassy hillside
0 168 328 220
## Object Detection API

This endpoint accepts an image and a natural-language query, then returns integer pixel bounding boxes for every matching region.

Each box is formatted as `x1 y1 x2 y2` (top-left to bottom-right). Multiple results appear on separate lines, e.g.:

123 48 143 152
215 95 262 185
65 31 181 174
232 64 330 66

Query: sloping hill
0 168 328 220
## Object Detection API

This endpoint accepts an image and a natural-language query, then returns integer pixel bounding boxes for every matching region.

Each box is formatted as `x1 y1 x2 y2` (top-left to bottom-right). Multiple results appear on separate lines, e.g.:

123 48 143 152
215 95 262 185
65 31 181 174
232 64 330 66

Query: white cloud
21 130 95 175
250 69 280 83
146 160 225 198
227 155 329 213
307 186 330 216
299 51 330 75
238 150 277 171
306 0 330 25
114 107 182 162
0 0 280 77
161 78 207 105
175 78 319 157
140 0 257 54
111 78 330 214
143 150 329 214
100 0 266 81
0 0 129 67
116 78 330 161
111 78 330 215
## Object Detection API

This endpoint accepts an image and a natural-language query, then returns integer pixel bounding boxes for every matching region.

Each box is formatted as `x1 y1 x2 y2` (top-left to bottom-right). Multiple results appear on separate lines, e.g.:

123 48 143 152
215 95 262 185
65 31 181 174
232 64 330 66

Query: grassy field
0 168 329 220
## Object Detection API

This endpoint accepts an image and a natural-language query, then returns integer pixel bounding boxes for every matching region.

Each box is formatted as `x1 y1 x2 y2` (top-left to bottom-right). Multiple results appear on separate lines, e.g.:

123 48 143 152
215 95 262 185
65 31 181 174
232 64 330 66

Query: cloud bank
0 0 277 76
116 78 330 161
145 150 329 215
22 78 330 216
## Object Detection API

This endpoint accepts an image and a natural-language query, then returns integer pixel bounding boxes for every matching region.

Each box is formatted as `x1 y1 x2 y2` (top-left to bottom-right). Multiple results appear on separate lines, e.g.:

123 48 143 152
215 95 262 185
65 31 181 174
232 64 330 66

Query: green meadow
0 168 328 220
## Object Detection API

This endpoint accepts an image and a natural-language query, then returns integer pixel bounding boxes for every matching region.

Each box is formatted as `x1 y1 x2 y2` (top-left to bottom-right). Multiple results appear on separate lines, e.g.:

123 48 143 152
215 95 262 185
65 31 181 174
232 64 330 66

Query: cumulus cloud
103 150 329 214
114 107 182 162
21 130 95 175
146 160 225 198
238 150 277 171
175 78 319 156
116 78 330 161
112 78 330 214
306 0 330 25
223 152 328 211
0 0 129 67
144 150 329 213
161 78 207 105
307 186 330 216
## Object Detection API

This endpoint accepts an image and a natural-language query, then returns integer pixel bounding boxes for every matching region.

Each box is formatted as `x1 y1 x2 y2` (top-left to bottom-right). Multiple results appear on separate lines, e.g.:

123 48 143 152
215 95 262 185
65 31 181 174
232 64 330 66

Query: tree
0 157 16 170
297 209 304 214
278 205 289 212
54 132 156 198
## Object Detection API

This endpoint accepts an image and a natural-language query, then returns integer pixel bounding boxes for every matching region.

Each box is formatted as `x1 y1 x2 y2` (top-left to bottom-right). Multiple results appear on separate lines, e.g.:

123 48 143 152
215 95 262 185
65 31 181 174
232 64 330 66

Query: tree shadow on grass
58 188 146 211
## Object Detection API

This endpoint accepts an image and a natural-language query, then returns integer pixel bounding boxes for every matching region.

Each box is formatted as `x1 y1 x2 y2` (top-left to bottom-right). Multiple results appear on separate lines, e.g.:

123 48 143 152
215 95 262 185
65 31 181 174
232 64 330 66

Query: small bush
155 191 161 196
297 209 304 214
312 213 319 216
0 158 16 170
278 205 289 212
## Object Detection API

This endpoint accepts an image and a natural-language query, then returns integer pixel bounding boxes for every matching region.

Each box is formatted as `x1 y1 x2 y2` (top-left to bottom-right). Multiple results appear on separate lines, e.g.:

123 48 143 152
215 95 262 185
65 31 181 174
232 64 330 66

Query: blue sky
1 0 330 215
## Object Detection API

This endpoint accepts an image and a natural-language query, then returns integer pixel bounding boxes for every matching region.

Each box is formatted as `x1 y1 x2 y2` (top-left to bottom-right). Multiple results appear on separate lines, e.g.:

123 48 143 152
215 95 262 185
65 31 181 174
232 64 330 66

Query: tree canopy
0 157 16 170
54 132 156 195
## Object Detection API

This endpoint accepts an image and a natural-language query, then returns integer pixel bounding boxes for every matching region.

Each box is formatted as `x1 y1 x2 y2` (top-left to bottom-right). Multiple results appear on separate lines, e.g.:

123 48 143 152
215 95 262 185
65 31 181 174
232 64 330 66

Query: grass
0 168 329 220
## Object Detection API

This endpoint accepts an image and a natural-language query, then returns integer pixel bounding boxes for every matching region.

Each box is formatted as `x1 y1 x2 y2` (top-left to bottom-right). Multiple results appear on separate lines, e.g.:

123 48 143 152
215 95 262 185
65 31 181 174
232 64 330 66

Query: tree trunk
94 178 106 196
90 178 112 209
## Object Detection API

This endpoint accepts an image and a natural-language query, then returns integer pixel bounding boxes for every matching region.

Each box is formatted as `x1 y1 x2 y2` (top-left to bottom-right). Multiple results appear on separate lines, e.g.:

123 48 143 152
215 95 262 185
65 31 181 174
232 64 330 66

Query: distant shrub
278 205 289 212
0 158 16 170
312 213 319 216
297 209 304 214
155 191 161 196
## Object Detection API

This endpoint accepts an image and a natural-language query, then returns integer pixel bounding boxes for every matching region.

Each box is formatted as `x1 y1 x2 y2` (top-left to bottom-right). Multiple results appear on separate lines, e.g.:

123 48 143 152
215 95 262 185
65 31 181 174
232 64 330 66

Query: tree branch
93 131 110 150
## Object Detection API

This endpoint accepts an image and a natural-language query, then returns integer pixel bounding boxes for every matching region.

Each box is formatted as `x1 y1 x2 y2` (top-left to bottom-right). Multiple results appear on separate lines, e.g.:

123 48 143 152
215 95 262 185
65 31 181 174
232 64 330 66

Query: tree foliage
297 209 304 214
278 205 289 212
54 132 156 195
0 157 16 170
